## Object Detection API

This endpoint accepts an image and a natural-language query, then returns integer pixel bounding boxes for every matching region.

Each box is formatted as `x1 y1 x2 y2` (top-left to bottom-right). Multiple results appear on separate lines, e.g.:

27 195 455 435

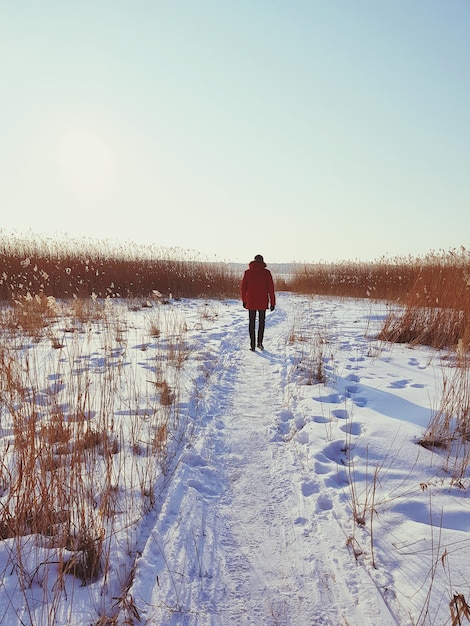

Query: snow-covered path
211 320 327 624
129 299 400 625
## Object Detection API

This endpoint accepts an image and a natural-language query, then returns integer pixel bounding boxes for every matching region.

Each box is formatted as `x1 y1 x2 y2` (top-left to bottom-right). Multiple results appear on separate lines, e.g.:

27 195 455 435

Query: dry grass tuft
419 348 470 480
60 527 105 584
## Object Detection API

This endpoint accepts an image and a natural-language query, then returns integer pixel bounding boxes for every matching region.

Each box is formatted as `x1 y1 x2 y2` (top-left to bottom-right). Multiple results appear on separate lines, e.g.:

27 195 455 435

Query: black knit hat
254 254 264 263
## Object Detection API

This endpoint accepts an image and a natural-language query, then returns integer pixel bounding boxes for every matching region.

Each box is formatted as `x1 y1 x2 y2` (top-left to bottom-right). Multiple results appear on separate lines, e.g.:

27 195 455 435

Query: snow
1 293 470 625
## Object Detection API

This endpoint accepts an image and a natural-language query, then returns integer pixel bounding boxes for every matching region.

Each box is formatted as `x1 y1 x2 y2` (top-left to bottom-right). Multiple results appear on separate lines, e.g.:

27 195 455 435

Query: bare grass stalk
450 593 470 626
288 301 332 386
344 443 379 569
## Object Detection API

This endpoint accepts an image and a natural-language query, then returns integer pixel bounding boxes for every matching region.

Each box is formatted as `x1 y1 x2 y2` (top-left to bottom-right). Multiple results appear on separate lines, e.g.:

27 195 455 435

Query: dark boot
249 310 256 351
257 310 266 349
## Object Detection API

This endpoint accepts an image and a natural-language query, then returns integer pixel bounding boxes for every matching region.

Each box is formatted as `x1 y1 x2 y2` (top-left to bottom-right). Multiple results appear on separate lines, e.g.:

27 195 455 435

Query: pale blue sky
1 1 469 263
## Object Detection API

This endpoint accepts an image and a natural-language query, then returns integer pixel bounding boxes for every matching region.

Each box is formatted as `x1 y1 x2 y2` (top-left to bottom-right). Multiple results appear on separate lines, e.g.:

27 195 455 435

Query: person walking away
241 254 276 351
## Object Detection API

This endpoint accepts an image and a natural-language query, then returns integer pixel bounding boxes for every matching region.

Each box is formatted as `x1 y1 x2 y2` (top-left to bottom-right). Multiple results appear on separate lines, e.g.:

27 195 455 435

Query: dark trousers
248 309 266 349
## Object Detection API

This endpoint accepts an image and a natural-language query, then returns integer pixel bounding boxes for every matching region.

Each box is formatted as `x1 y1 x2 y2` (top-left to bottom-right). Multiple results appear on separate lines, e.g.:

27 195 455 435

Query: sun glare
59 129 117 195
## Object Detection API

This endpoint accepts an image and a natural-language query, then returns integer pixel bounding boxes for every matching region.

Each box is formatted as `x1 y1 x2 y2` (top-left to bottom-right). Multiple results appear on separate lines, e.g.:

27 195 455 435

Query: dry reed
0 288 198 622
0 232 239 301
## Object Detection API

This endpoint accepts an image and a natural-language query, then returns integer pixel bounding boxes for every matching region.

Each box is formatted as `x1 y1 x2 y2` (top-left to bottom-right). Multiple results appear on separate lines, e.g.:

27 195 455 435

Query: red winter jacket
241 260 276 310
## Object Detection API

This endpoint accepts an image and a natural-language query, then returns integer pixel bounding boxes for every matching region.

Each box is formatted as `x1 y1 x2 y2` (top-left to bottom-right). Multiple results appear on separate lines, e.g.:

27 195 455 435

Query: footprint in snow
34 393 55 406
408 357 425 368
270 421 290 441
187 478 219 497
345 363 361 371
47 373 62 381
279 409 293 423
340 422 362 436
185 452 208 468
332 408 349 420
208 331 225 340
314 461 330 475
43 381 66 395
346 373 361 383
295 430 309 444
322 440 351 464
345 385 368 407
301 481 320 497
353 396 368 407
389 379 410 389
133 342 152 351
313 392 343 404
316 494 333 512
346 374 361 383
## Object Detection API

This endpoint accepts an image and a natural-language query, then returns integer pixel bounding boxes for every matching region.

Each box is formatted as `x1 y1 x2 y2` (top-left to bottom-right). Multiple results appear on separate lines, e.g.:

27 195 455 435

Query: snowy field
1 293 470 625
